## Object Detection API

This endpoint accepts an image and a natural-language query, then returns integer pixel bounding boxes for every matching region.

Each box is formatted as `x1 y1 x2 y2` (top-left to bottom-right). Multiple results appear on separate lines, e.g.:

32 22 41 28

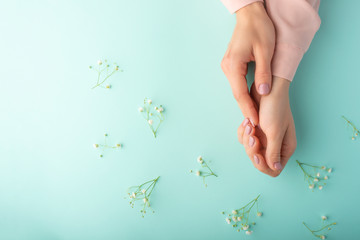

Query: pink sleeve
221 0 263 14
266 0 321 81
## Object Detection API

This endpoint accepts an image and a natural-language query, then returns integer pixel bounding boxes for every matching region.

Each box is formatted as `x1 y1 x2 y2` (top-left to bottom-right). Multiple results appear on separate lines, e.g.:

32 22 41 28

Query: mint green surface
0 1 359 239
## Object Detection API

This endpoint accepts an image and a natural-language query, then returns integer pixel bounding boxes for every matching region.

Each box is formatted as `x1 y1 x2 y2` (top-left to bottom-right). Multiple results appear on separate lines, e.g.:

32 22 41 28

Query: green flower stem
91 69 117 89
202 161 218 177
303 222 337 238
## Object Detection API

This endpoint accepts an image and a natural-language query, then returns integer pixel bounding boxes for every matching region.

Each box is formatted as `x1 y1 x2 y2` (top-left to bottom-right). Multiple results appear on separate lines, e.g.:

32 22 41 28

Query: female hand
221 2 275 126
237 77 297 177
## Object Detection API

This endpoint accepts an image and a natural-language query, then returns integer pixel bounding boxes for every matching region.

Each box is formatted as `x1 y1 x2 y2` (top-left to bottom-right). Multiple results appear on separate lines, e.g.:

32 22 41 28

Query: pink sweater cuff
271 43 304 81
221 0 263 14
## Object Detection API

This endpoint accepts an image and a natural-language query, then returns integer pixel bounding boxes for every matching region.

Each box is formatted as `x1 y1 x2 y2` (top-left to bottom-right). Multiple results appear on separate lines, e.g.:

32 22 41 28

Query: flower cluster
89 59 122 89
303 216 337 239
138 98 165 138
93 133 122 158
221 195 262 235
190 156 218 187
296 160 332 191
342 115 360 140
126 176 160 218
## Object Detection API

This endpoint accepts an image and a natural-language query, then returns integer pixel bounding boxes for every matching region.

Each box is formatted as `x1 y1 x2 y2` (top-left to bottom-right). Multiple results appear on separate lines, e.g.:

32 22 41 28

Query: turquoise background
0 0 359 239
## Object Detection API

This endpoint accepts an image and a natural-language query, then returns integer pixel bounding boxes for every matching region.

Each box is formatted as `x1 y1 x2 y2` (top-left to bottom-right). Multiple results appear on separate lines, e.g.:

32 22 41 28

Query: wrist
235 2 266 20
271 76 290 97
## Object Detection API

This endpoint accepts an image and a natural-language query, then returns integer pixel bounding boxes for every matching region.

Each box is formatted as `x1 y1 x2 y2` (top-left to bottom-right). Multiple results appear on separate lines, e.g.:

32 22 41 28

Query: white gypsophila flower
322 216 327 220
148 119 153 125
116 143 121 148
158 107 164 112
93 144 99 148
138 107 144 112
154 107 158 110
320 235 326 240
225 218 231 224
314 178 319 182
197 156 203 163
237 217 242 221
105 84 111 89
232 210 238 215
245 231 253 235
319 185 323 190
324 176 328 180
352 137 355 140
242 225 249 230
317 173 320 177
141 189 146 194
232 216 237 222
328 168 332 173
143 198 148 203
147 99 152 104
115 66 119 71
257 212 263 217
97 60 102 65
196 170 201 176
131 192 136 198
309 184 314 189
321 166 326 170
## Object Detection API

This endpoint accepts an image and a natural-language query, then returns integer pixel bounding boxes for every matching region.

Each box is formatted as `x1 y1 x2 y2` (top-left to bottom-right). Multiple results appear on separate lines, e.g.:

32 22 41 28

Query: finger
221 59 259 126
280 119 297 168
242 124 272 174
265 133 286 173
237 118 250 145
253 48 272 96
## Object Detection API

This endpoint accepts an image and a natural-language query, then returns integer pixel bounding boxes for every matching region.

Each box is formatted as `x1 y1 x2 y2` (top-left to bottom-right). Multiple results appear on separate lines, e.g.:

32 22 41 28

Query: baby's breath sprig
190 156 218 187
126 176 160 218
93 133 122 158
342 116 360 140
221 195 262 235
296 160 332 191
303 216 337 239
138 98 164 138
89 59 123 89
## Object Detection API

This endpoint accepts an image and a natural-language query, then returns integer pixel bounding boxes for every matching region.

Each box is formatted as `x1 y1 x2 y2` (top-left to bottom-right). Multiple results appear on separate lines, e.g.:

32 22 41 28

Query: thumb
265 135 284 173
254 50 272 96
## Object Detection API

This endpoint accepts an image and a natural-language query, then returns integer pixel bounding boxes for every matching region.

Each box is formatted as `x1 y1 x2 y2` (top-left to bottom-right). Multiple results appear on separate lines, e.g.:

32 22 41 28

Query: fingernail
245 125 252 135
274 162 283 170
254 155 260 164
242 118 249 127
249 119 255 127
249 136 255 147
258 83 270 95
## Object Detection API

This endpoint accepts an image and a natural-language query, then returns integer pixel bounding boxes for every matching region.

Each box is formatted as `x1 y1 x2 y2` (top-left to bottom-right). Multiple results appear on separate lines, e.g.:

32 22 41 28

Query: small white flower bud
116 143 121 148
242 225 249 230
225 218 231 224
320 235 326 239
141 189 146 194
147 99 152 104
324 176 328 180
158 107 164 112
93 144 99 148
328 168 332 173
321 216 327 220
237 217 242 221
316 172 320 177
105 84 111 89
352 137 355 140
97 60 102 65
257 212 263 217
314 178 319 182
148 119 153 125
154 107 158 110
321 166 326 170
138 107 144 112
115 66 119 71
309 184 314 189
143 198 148 203
232 210 237 215
196 170 201 176
232 216 237 222
318 185 323 190
131 192 136 198
245 231 253 235
197 156 203 164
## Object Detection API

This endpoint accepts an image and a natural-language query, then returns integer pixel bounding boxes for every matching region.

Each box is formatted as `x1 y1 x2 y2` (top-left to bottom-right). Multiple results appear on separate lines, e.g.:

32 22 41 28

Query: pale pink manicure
254 155 260 164
274 162 283 170
258 83 270 95
245 125 252 135
249 119 255 127
242 118 249 127
249 136 255 147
